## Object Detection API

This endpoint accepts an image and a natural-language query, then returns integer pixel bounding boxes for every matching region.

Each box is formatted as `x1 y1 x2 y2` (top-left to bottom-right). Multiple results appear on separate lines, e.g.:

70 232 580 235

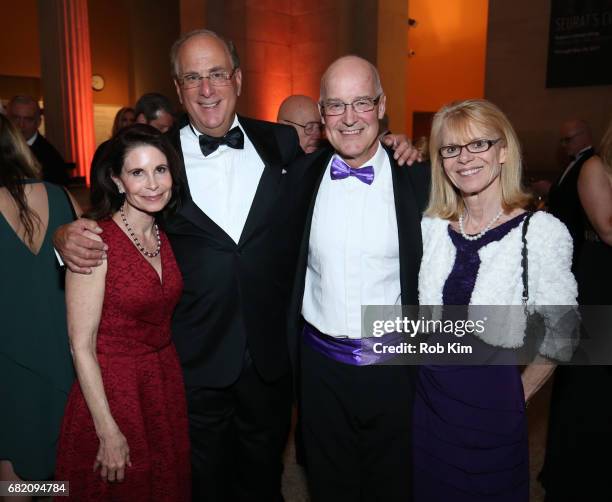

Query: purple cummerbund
302 321 404 366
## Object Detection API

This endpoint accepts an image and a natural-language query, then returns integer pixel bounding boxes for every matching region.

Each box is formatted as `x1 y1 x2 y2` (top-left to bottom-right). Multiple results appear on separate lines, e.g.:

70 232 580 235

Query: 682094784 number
0 481 69 496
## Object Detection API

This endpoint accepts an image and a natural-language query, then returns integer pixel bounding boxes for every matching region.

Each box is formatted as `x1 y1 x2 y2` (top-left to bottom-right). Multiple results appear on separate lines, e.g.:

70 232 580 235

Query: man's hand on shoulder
381 133 422 166
54 218 108 274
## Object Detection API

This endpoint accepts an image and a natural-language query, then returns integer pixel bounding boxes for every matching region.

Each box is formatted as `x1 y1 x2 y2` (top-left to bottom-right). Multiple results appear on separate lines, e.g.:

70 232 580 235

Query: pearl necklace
119 204 161 258
458 209 504 241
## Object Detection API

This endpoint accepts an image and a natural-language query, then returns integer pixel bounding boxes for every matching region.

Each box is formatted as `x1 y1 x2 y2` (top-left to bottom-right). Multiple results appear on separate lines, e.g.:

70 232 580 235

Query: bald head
277 95 321 154
277 95 318 122
560 118 593 157
320 55 382 101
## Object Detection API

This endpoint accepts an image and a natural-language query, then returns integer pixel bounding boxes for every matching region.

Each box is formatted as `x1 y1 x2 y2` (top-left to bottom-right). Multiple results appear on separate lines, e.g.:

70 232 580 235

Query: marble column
38 0 95 183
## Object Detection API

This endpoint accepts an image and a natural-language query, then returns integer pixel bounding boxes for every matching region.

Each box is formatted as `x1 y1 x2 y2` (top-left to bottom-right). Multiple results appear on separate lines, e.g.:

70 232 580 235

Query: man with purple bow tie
287 56 430 501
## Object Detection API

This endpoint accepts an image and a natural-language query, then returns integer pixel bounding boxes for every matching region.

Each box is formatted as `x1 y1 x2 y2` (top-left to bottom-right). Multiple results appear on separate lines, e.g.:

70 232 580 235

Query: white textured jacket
418 211 579 359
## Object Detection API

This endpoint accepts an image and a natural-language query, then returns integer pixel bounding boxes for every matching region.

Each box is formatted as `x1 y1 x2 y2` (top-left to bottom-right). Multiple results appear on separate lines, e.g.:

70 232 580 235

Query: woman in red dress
55 125 190 501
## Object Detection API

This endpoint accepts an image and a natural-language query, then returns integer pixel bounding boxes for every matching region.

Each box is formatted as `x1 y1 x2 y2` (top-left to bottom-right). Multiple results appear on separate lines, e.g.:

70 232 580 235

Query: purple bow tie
330 157 375 185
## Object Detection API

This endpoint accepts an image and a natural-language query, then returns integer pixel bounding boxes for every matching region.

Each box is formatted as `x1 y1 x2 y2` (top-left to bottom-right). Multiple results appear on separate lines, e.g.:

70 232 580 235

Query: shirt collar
26 131 38 146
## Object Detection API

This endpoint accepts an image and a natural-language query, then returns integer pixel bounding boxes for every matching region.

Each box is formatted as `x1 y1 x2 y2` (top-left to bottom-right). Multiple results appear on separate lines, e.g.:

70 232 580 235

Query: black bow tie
198 126 244 157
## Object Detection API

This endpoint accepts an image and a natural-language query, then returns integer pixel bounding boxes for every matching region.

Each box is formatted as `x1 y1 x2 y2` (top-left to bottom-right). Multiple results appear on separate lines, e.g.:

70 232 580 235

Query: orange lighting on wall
406 0 489 137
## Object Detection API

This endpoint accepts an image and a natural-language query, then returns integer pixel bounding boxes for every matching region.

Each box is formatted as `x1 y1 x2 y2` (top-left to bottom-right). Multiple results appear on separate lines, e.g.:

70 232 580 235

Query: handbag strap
521 212 535 305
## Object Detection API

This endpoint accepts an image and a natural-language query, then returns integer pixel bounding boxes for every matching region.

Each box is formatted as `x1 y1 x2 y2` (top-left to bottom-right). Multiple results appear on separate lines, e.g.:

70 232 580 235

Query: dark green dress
0 180 75 480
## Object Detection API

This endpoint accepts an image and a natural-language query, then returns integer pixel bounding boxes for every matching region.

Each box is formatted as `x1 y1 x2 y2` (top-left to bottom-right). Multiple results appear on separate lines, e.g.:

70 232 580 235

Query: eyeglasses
320 94 382 116
281 119 322 136
439 138 501 159
178 69 237 89
559 130 585 145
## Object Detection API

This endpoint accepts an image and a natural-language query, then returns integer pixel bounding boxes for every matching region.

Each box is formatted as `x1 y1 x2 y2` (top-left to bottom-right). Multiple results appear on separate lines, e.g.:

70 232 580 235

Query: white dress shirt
302 143 401 338
180 115 265 243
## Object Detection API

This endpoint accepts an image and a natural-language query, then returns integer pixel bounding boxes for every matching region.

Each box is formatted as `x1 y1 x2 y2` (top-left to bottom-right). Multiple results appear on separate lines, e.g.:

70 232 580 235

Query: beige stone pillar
180 0 207 35
38 0 95 182
377 0 408 135
125 1 180 106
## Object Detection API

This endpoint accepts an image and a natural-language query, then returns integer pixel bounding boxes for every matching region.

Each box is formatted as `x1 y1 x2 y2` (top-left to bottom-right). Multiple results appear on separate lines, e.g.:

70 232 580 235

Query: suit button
236 249 242 256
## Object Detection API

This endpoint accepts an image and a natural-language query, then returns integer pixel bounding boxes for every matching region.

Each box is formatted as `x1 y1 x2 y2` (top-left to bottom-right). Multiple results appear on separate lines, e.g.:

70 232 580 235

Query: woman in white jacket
413 99 577 501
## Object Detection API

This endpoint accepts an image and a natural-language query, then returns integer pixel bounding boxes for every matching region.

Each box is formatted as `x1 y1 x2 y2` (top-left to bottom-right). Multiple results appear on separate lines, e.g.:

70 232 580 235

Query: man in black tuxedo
163 30 301 501
7 95 69 185
287 56 429 501
547 119 594 269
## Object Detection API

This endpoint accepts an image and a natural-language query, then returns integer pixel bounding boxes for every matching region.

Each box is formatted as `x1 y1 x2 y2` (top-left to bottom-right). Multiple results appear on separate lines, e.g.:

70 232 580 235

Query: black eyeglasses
439 138 502 159
178 69 237 89
319 94 382 116
281 119 322 136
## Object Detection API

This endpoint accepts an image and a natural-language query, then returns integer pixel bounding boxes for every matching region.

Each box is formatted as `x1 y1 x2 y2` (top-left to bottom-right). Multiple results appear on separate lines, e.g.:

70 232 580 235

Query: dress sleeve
527 212 579 361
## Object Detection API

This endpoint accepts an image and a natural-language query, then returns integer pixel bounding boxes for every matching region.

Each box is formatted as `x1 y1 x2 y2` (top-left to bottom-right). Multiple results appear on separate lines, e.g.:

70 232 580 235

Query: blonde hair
425 99 531 220
599 118 612 176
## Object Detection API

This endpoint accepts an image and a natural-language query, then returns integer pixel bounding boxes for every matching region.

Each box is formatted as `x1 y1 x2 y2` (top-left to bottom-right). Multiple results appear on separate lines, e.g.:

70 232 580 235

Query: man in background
277 95 322 154
548 118 595 268
133 92 175 133
7 95 69 185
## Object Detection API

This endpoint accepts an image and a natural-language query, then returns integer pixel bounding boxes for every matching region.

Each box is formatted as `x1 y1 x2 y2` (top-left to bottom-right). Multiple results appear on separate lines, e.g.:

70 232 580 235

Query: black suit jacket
30 134 69 186
162 115 302 388
548 146 595 267
286 145 431 372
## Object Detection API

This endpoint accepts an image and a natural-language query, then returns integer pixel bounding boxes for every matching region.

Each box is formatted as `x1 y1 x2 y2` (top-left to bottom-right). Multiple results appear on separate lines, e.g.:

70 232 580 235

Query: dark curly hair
88 124 183 221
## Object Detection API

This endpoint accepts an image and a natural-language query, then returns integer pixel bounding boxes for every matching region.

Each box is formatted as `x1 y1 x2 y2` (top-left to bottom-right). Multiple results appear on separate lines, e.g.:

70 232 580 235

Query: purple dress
413 214 529 501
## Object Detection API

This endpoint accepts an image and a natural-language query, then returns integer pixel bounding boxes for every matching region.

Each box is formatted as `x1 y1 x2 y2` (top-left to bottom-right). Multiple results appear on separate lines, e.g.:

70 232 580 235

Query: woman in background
0 114 76 494
111 107 136 136
416 99 577 501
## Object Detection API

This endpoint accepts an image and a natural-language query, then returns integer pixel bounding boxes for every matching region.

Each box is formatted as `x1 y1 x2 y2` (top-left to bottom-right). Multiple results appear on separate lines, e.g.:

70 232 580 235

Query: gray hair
170 29 240 79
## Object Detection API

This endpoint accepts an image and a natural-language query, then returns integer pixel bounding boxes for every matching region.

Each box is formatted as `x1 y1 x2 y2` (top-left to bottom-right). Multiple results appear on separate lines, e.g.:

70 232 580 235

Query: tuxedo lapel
236 116 286 246
553 146 595 189
387 147 423 305
298 149 333 256
238 162 284 246
287 148 333 369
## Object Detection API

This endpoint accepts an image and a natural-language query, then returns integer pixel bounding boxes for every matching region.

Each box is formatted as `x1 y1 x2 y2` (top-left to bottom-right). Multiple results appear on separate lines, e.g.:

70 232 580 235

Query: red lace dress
55 219 190 501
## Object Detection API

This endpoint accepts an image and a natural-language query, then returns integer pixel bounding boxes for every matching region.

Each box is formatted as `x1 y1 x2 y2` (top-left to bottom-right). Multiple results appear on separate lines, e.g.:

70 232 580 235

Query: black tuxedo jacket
286 145 431 371
548 146 595 266
162 115 302 388
30 134 69 186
